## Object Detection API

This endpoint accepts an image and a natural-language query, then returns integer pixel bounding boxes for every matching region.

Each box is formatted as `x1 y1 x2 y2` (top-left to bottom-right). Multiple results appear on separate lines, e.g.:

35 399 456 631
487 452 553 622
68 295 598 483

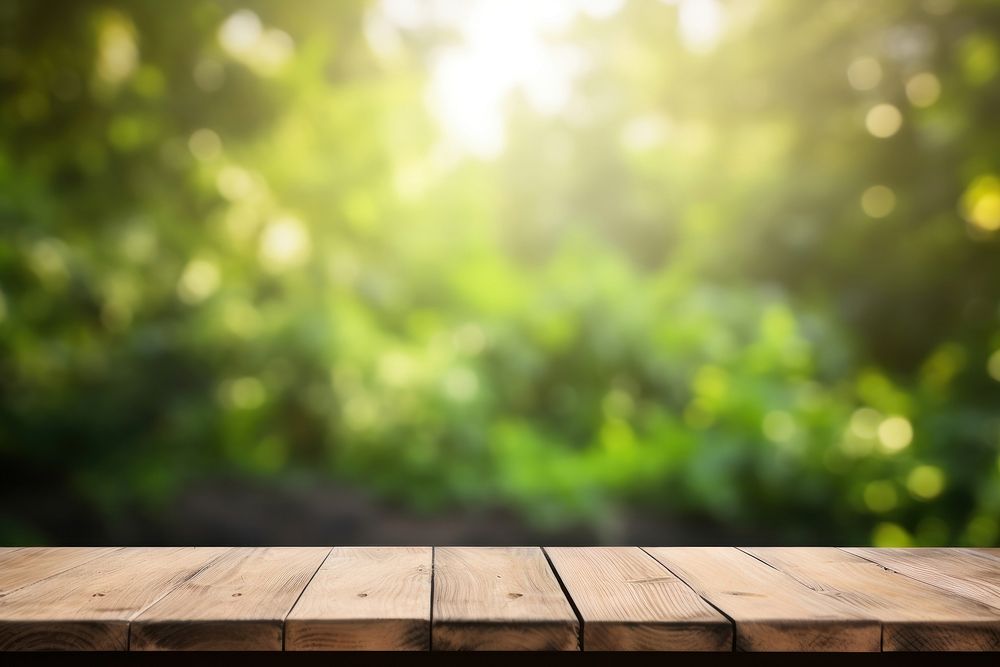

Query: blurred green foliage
1 0 999 546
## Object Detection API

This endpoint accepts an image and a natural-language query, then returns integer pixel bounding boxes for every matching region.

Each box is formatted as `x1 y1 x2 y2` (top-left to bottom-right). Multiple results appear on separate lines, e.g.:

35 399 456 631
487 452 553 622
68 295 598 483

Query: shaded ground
3 476 777 546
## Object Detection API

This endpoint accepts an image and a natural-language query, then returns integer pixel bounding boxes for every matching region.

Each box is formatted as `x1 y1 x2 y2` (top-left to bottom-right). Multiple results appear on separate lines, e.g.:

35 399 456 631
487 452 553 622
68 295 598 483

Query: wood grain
0 547 226 650
432 547 579 650
0 546 997 652
645 547 880 651
0 547 119 597
844 548 1000 612
745 547 1000 651
285 546 431 650
545 547 731 651
130 547 329 650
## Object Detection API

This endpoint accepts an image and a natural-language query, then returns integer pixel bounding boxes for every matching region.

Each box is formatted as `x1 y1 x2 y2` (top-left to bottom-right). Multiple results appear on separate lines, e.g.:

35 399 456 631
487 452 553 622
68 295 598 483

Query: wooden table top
0 546 997 651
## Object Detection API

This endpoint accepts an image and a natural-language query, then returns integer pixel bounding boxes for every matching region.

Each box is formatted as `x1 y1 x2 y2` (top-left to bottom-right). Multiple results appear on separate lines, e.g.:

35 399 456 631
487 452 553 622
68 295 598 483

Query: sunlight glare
374 1 613 158
259 214 310 271
677 0 725 54
865 103 903 138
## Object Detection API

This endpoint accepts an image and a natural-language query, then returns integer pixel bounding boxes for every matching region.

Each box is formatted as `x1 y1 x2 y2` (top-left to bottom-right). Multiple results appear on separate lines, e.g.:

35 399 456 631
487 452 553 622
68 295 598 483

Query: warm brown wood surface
745 547 1000 650
844 548 1000 612
545 547 731 651
0 547 227 650
432 547 578 650
0 546 999 651
0 547 119 597
130 547 329 650
285 546 432 651
645 547 881 651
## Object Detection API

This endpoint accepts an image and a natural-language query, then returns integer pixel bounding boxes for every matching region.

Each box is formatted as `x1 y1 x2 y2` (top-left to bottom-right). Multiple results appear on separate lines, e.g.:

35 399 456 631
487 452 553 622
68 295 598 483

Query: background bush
1 0 999 545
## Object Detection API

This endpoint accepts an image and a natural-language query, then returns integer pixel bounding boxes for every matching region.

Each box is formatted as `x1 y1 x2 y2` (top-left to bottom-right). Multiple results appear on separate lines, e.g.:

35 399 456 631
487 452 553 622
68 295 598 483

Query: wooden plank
745 547 1000 651
545 547 731 651
0 548 120 597
967 548 1000 562
130 547 329 651
844 548 1000 612
432 547 579 650
285 547 431 651
644 547 880 651
0 547 227 651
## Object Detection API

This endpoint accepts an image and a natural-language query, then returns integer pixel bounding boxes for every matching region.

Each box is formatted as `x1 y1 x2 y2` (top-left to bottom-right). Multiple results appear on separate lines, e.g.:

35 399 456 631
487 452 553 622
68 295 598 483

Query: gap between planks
280 546 333 651
284 547 431 651
645 547 883 651
638 546 739 651
0 548 231 651
840 547 1000 613
431 547 579 651
547 546 733 651
540 547 585 651
129 547 332 651
742 547 1000 651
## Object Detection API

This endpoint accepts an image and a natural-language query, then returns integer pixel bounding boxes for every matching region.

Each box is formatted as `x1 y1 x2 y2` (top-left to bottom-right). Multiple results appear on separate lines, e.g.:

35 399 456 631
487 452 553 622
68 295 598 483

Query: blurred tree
0 0 998 547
